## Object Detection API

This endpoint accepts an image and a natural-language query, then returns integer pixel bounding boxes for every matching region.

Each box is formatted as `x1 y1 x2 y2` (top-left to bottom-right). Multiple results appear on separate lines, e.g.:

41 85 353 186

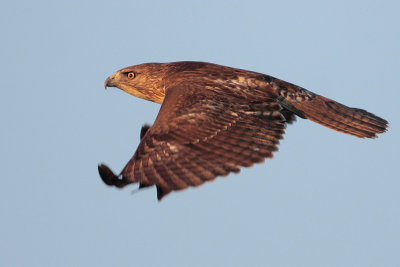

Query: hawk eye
127 72 135 79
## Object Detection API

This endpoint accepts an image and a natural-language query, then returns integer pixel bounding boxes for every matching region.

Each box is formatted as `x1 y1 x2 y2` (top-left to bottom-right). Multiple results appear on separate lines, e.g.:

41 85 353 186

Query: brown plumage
99 61 388 200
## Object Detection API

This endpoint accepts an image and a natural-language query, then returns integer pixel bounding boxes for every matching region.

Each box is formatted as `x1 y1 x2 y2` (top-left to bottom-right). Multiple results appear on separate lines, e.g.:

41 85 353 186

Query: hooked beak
104 74 117 89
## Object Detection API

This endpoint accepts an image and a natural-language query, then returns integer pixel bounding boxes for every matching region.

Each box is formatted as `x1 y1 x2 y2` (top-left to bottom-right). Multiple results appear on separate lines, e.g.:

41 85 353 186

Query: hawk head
104 63 166 103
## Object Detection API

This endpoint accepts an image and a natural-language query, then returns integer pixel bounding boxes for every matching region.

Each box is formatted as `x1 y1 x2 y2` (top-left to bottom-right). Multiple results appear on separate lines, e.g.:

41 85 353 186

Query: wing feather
104 84 287 199
99 63 388 200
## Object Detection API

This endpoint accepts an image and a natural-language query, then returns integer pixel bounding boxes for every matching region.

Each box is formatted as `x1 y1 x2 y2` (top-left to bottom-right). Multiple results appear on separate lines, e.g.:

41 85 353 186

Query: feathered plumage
100 61 388 200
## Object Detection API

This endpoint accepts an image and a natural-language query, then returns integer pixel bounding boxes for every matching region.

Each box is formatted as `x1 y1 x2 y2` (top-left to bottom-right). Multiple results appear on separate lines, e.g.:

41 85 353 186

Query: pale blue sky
1 0 399 266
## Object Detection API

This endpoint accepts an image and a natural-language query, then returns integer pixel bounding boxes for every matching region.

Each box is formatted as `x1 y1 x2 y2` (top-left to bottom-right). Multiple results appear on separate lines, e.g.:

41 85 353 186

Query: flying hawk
99 61 388 200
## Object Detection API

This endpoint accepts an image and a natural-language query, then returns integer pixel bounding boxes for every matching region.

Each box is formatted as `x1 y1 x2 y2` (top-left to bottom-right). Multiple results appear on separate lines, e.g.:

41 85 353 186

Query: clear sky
1 0 399 266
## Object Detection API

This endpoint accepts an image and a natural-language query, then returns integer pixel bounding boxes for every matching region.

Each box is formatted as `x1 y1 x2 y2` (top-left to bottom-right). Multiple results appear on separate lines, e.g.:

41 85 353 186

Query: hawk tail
288 95 388 138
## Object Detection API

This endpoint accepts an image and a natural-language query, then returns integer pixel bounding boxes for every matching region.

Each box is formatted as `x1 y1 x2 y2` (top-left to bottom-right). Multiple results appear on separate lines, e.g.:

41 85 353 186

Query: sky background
1 0 399 266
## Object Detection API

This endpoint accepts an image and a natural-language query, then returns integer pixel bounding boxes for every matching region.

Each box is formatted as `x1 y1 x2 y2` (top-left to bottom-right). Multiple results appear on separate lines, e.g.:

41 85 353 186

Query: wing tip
140 124 151 140
98 163 128 188
156 185 172 201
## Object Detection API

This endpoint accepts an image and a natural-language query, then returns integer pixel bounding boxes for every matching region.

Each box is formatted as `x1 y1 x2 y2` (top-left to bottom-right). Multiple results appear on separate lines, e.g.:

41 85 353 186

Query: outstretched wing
99 82 288 200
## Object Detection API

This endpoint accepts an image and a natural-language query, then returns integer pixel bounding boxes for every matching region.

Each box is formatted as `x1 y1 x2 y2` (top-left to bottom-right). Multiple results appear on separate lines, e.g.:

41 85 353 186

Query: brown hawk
99 61 388 200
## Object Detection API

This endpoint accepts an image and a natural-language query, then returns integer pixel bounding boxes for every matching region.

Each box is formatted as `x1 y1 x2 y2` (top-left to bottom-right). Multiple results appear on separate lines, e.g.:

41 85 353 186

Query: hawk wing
99 82 288 200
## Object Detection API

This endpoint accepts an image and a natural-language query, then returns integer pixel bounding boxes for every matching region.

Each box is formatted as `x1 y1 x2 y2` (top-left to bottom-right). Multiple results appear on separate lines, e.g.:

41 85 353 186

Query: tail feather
290 95 388 138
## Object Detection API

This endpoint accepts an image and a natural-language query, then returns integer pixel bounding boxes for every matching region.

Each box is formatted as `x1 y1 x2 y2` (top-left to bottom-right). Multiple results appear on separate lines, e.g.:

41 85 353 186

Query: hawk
99 61 388 200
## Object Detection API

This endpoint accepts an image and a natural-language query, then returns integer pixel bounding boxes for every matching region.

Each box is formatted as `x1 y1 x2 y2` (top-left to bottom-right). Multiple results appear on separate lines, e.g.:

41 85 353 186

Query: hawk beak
104 74 116 89
104 77 111 89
